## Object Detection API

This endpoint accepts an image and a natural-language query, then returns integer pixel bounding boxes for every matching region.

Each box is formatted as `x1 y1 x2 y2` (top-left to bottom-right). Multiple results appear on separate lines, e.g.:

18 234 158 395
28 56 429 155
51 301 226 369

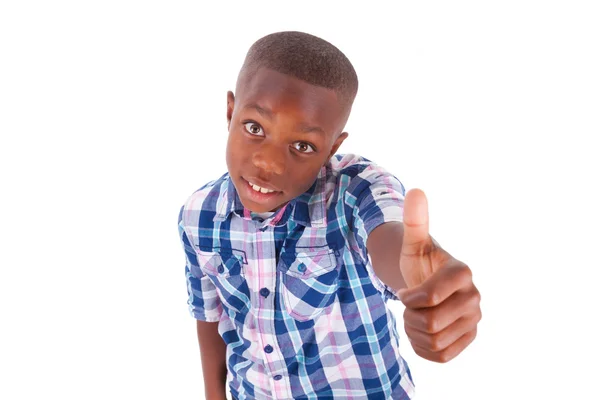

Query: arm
196 320 228 399
366 189 481 363
367 221 441 292
179 208 228 394
346 162 480 362
366 222 407 293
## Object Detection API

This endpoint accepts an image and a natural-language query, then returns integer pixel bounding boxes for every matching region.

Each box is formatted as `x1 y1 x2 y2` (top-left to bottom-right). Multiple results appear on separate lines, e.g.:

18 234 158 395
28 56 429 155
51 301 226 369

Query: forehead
236 68 345 133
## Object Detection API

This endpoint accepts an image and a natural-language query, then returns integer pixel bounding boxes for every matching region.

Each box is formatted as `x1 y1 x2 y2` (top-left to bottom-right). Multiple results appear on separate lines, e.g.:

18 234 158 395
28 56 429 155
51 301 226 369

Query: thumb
402 188 430 255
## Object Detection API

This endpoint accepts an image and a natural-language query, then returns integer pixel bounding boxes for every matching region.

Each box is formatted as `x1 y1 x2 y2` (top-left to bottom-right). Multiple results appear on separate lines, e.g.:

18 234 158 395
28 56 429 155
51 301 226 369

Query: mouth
240 177 283 204
246 179 279 194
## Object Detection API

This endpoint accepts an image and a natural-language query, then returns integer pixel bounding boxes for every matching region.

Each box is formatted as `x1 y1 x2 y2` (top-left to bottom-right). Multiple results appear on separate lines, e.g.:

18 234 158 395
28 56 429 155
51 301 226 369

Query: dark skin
197 67 482 398
368 191 482 362
225 67 349 213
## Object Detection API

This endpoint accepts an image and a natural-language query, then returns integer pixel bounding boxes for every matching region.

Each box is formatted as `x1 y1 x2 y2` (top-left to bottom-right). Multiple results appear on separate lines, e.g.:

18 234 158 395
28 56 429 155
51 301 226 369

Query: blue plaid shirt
179 154 415 399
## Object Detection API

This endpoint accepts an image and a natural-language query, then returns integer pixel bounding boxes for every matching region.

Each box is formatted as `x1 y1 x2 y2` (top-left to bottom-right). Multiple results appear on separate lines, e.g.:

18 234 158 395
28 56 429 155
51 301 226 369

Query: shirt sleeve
350 163 406 301
178 208 223 322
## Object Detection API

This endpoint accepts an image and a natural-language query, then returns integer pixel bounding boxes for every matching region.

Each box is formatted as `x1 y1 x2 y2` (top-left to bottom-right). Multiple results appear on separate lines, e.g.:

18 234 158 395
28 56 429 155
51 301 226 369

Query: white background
1 1 599 399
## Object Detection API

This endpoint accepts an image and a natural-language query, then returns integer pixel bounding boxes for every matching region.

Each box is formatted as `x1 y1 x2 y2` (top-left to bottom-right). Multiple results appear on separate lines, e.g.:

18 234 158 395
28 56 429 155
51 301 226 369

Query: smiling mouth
246 180 279 194
240 177 283 195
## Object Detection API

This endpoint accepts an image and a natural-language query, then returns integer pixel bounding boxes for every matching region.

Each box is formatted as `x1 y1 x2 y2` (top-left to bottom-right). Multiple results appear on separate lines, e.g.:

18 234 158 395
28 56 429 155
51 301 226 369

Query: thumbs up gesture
397 189 481 363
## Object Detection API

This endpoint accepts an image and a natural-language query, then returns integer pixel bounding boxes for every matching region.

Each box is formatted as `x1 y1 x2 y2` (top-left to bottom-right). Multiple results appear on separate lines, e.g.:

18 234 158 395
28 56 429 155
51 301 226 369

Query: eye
293 142 315 153
244 122 264 136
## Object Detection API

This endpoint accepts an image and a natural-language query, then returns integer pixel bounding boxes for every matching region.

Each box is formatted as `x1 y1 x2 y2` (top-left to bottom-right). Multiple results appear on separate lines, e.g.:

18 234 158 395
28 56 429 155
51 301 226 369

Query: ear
327 131 349 161
227 91 235 129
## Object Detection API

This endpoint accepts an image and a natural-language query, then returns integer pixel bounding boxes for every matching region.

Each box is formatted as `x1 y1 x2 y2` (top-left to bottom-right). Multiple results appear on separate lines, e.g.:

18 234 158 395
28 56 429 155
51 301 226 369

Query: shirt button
273 375 282 381
297 263 307 272
217 265 224 274
260 288 270 297
264 345 273 353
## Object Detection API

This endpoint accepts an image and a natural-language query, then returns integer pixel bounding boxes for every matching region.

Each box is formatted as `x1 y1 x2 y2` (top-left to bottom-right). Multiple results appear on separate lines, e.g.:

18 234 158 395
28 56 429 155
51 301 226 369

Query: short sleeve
178 209 223 322
350 164 406 300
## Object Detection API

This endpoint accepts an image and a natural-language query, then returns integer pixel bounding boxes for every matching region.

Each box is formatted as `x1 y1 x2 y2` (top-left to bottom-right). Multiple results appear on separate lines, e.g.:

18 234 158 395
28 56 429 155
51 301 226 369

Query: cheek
227 128 249 152
225 134 240 168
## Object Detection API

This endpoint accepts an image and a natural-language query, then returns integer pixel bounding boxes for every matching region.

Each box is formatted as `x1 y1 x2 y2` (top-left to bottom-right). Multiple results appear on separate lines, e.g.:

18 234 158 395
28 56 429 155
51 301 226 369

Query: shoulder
178 173 229 226
328 153 404 196
329 153 374 177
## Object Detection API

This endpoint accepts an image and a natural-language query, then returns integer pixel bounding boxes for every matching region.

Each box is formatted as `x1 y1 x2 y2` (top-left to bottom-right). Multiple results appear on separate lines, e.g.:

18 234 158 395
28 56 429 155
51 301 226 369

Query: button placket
271 373 292 399
255 224 289 396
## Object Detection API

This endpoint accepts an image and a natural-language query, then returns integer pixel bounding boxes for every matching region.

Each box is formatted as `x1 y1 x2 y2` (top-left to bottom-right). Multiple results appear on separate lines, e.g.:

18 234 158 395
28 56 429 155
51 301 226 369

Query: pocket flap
281 248 336 278
196 249 244 277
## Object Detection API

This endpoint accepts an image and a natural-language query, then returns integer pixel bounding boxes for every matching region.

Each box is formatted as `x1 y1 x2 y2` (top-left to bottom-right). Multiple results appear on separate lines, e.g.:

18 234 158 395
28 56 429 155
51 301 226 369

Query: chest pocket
278 248 339 322
196 249 250 315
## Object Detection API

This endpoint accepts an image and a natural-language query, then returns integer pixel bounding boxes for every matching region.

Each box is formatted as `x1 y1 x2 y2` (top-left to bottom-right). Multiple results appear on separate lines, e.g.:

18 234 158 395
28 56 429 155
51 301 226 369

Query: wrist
205 388 227 400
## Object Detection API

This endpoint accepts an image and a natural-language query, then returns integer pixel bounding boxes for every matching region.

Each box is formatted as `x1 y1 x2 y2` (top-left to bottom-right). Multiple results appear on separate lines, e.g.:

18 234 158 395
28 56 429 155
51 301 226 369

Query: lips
239 177 283 206
248 181 277 194
243 177 280 193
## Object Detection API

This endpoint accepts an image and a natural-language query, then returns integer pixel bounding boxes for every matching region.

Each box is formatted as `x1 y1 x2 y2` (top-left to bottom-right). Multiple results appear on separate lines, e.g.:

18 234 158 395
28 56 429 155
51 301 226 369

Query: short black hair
237 31 359 108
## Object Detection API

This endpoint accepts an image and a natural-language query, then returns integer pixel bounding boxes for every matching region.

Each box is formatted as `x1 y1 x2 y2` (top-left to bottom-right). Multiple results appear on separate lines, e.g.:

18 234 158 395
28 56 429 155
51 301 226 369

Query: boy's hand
397 189 481 363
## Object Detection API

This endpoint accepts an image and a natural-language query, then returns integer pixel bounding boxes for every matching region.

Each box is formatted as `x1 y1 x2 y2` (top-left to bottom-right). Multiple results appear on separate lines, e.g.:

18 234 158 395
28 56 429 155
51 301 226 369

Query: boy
178 31 481 399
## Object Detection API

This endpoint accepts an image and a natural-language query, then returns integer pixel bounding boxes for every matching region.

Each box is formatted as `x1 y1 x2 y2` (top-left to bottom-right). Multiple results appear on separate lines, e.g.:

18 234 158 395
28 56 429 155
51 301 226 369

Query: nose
252 144 286 176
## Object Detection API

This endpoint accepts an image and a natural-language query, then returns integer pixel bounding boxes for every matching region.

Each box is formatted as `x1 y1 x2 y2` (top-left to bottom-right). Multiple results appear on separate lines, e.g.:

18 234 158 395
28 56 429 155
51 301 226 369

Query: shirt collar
214 167 328 228
214 177 244 220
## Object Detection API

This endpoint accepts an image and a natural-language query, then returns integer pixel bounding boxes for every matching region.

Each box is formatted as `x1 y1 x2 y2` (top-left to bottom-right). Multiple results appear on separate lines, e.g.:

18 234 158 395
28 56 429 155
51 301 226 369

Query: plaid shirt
178 154 415 399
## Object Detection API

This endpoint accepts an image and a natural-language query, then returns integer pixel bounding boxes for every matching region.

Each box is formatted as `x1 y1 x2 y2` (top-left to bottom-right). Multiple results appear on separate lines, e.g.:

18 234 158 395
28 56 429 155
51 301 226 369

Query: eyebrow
244 103 325 136
245 103 273 120
297 123 325 135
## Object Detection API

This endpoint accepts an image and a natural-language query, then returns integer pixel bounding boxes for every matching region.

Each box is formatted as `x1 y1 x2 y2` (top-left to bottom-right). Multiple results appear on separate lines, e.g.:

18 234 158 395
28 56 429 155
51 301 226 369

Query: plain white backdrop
1 1 598 399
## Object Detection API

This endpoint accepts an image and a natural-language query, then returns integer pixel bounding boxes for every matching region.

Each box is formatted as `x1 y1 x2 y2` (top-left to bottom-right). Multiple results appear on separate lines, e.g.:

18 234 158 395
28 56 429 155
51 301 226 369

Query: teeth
249 182 275 194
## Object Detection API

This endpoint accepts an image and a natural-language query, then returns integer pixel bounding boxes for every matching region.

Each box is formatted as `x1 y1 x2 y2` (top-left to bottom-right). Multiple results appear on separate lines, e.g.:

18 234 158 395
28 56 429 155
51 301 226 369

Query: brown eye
293 142 315 153
244 122 264 136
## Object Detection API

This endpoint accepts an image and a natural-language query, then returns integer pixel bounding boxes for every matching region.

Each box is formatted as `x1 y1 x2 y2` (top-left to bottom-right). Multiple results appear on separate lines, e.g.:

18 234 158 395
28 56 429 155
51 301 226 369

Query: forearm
196 320 228 399
367 221 443 292
367 222 407 292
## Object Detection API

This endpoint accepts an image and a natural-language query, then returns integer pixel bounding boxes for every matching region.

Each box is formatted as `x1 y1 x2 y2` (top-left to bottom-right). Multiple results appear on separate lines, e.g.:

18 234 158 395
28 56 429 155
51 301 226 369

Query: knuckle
429 333 445 352
468 288 482 308
473 287 482 303
424 314 439 334
438 349 453 363
458 264 473 280
426 291 441 307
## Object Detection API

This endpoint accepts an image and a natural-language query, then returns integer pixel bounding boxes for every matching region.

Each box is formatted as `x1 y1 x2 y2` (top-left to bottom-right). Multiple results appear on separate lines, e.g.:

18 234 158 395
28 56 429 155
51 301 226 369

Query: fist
398 189 482 362
399 253 481 363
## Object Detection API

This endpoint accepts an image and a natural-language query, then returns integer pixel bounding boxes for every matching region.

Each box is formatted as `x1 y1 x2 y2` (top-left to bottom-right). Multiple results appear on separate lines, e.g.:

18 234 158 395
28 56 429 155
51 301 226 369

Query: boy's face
226 68 349 213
